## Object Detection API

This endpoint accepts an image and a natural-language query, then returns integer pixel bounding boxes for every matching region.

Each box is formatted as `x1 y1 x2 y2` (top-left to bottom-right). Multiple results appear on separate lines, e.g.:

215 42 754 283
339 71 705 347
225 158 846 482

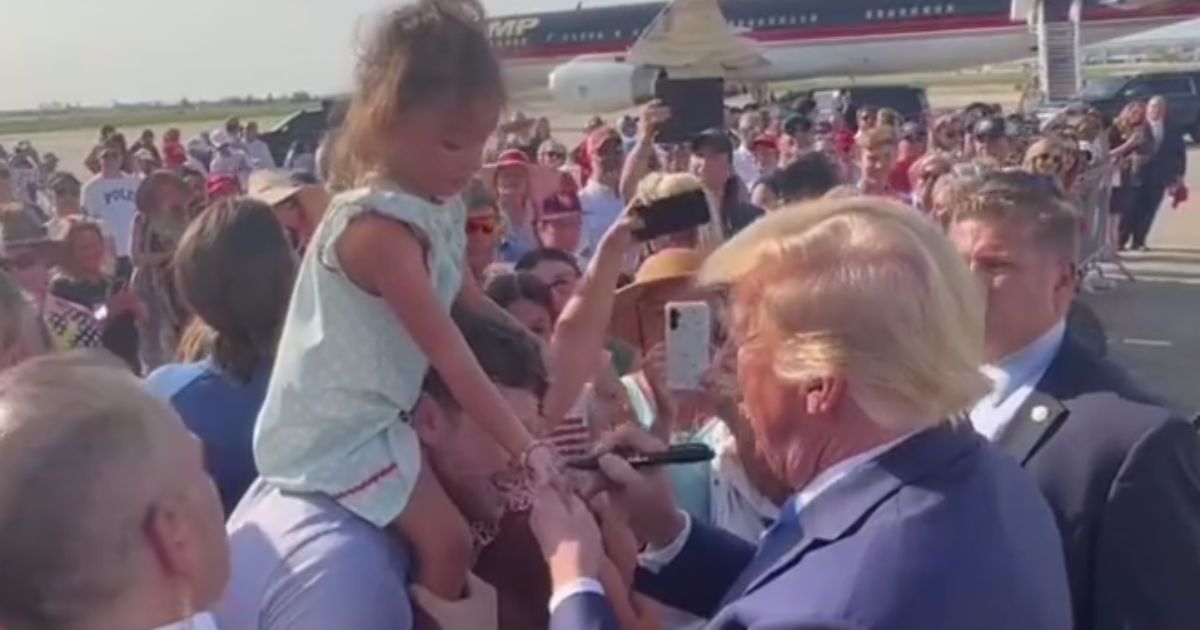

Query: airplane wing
625 0 769 78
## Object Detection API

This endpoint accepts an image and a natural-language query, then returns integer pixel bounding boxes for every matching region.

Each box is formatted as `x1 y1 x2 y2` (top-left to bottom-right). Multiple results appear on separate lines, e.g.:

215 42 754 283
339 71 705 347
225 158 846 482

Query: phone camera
668 307 680 330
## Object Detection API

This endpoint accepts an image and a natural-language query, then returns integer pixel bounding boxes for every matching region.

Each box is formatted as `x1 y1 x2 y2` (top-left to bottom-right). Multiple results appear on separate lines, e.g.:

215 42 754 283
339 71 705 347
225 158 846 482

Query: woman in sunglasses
463 180 506 284
0 205 102 353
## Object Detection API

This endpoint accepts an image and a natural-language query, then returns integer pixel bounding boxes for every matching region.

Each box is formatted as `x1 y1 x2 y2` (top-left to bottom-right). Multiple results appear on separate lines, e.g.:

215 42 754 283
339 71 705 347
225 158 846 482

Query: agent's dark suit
552 422 1073 629
1123 121 1188 248
994 336 1200 630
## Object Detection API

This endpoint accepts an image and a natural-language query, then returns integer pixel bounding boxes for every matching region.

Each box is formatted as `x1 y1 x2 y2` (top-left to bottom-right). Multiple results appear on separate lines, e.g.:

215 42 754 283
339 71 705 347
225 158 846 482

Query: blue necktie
730 497 805 599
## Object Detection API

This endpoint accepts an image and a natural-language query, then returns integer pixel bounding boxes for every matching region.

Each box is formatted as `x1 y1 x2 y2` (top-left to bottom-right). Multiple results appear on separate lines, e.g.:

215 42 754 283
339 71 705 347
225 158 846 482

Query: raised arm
540 209 636 425
619 102 671 203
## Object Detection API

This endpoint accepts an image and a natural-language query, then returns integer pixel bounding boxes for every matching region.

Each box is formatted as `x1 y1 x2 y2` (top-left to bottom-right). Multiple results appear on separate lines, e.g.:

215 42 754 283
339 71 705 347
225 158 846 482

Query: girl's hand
524 441 566 491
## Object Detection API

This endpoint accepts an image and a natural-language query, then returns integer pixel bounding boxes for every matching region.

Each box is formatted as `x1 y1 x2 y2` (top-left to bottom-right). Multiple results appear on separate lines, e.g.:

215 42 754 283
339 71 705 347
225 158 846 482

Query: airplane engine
549 58 661 113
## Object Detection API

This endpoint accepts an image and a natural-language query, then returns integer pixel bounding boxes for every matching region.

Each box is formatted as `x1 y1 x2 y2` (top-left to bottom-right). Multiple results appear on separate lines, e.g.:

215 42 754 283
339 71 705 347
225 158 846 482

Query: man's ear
803 376 847 417
411 394 451 446
143 494 194 582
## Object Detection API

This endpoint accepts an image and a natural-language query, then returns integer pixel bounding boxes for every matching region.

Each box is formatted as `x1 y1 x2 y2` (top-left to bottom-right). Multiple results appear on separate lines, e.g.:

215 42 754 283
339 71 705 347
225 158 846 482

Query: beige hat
247 170 303 207
610 248 705 347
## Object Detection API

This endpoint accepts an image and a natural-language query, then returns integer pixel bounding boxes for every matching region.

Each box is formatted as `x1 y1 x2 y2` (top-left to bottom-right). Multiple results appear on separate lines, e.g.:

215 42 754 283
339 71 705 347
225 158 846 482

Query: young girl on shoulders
254 0 557 604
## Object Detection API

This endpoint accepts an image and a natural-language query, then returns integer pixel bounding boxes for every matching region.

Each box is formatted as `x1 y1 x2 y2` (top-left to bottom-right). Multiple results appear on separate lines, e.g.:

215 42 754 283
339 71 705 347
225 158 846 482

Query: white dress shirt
970 322 1066 441
733 146 760 188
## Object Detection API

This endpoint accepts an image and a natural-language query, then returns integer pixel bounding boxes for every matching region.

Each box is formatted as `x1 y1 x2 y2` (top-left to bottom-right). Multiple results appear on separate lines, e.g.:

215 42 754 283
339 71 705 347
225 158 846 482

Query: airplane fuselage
488 0 1199 93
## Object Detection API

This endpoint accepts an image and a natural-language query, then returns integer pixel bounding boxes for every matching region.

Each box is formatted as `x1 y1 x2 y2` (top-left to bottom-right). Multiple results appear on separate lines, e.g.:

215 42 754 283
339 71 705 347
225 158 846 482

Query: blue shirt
217 480 413 630
147 359 271 515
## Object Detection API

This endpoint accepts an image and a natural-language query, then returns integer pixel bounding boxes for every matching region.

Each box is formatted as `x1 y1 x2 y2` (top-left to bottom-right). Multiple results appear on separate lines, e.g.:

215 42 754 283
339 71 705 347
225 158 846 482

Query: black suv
779 85 931 128
259 98 348 166
1080 71 1200 142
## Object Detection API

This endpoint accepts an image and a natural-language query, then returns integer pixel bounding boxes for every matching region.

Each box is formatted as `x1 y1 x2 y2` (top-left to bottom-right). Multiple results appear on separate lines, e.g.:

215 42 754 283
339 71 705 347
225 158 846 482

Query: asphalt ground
1082 147 1200 414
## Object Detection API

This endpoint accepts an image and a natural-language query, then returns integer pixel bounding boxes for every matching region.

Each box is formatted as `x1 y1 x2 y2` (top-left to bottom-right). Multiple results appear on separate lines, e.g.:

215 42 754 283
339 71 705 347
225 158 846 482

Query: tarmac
1083 146 1200 415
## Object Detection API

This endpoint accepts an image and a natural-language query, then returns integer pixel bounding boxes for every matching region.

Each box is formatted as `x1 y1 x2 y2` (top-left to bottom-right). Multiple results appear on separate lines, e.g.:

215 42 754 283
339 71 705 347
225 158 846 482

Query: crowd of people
0 1 1197 629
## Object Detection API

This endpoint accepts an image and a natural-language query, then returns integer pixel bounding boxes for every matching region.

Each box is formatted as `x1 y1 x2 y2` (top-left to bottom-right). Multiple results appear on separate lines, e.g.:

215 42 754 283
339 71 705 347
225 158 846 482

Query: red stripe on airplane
494 5 1200 64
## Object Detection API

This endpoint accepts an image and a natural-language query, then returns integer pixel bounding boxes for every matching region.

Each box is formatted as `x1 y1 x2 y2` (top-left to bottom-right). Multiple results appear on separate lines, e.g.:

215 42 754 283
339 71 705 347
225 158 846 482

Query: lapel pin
1031 405 1050 423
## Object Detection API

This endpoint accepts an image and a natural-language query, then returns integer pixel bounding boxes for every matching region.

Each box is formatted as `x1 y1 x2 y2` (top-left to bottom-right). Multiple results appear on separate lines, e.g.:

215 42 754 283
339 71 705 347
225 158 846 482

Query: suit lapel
994 340 1086 465
733 422 982 598
994 391 1067 465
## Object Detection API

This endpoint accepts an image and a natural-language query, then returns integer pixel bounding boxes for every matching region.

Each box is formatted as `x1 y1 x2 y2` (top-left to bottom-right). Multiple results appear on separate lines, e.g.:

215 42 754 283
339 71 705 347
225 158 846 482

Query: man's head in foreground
0 352 229 630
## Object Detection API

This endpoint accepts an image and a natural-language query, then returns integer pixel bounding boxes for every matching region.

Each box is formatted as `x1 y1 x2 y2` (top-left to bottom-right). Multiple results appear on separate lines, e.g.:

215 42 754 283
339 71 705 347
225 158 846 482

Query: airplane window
866 10 874 19
947 4 955 12
799 15 807 23
933 6 942 14
616 29 622 37
810 13 818 22
886 9 895 18
899 8 907 17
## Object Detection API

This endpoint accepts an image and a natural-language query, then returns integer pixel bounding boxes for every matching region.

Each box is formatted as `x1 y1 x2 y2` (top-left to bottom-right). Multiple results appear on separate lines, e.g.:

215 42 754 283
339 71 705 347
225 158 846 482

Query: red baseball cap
751 134 780 151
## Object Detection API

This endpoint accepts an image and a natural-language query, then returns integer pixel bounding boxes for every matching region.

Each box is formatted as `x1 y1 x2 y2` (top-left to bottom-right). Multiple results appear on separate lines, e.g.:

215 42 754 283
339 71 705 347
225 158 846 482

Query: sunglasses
466 219 501 236
1032 154 1062 165
541 151 567 159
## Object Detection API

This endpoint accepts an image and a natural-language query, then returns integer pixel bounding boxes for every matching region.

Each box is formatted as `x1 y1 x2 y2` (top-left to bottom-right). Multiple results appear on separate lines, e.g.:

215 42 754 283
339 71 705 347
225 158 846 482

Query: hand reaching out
528 483 604 588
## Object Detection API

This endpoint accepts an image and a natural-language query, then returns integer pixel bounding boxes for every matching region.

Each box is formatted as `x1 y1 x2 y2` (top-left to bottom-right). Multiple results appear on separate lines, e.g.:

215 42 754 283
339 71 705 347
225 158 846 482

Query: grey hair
0 352 167 630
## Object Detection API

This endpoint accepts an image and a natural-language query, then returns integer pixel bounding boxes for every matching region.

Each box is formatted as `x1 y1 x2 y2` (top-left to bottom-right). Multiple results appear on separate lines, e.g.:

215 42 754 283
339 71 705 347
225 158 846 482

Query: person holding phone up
530 197 1072 630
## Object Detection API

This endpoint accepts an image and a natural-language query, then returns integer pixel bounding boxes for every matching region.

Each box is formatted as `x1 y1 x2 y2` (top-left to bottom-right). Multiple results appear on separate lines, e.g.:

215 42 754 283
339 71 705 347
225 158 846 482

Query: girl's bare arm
338 214 535 458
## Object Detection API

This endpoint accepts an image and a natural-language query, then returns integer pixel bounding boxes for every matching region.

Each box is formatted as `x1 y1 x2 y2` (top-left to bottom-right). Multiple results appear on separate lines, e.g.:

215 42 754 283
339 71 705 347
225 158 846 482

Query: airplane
484 0 1200 111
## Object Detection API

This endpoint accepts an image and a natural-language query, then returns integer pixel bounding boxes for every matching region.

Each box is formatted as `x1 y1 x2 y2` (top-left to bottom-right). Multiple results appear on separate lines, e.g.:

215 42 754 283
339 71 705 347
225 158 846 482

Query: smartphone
665 301 712 392
654 77 726 144
632 189 710 242
565 442 716 471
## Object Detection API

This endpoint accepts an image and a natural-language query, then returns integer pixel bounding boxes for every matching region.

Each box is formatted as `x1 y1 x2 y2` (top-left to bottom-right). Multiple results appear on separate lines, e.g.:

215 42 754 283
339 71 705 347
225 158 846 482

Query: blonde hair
635 172 724 251
699 197 988 430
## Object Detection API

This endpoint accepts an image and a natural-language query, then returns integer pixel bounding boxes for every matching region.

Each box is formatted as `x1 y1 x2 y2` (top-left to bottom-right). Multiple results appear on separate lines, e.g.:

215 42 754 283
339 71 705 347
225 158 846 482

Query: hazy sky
3 1 1196 112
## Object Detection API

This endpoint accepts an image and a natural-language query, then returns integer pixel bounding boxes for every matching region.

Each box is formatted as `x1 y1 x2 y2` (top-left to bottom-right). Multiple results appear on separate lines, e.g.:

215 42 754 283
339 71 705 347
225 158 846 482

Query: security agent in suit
1124 95 1188 250
950 171 1200 630
528 197 1072 630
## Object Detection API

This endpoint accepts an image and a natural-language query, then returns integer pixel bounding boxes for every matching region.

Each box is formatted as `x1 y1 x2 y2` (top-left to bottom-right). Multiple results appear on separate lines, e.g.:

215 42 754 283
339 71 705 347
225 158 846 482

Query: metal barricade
1074 157 1135 283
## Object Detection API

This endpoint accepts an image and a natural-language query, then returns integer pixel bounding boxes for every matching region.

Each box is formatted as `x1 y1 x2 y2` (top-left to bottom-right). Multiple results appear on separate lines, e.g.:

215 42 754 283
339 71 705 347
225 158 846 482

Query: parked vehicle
259 99 348 167
1080 71 1200 142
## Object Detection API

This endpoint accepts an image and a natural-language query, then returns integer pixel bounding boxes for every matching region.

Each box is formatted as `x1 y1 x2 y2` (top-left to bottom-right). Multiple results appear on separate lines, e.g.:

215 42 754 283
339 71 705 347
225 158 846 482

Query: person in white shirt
732 111 764 186
82 146 141 260
0 353 230 630
209 142 251 189
579 127 626 257
243 122 277 170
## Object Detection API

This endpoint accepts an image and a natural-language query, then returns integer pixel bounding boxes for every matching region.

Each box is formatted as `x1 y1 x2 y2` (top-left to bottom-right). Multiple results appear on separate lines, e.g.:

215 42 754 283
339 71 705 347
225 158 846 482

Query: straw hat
609 248 705 347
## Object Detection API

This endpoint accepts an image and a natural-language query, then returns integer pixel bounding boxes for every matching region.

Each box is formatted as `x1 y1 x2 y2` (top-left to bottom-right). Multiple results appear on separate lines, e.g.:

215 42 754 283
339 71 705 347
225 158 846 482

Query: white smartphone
664 301 712 392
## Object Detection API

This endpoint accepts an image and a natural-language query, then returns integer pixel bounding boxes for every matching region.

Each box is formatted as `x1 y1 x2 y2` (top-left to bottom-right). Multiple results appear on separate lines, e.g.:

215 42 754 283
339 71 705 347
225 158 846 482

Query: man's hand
639 101 672 141
597 201 641 258
409 572 498 630
594 425 685 548
529 484 604 589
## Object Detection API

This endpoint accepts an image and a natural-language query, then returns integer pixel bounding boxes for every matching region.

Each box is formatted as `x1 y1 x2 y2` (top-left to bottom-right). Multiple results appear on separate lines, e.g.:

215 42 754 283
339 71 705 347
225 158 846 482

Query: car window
1135 76 1193 96
1081 77 1126 99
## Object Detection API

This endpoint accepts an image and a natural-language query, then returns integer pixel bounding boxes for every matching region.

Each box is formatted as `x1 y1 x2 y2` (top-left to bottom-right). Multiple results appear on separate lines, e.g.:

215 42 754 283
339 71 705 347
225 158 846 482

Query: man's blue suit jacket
552 421 1073 630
